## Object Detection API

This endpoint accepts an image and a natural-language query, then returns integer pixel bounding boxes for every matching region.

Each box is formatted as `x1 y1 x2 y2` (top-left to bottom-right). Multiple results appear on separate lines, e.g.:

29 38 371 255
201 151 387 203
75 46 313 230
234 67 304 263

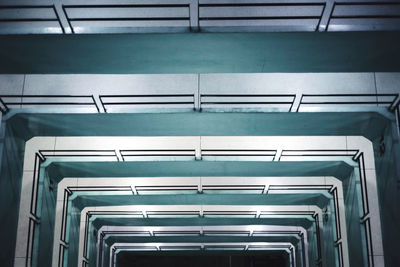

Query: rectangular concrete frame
110 241 296 267
1 73 398 114
78 204 322 267
97 224 308 267
15 136 382 267
53 176 344 267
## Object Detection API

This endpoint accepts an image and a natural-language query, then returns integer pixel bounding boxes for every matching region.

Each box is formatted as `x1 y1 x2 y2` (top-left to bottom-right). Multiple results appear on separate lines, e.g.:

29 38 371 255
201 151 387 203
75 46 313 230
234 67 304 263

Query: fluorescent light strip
15 136 380 267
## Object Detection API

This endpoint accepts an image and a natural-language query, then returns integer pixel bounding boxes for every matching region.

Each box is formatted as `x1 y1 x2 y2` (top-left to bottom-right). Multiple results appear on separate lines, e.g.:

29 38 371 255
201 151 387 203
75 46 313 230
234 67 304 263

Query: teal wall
373 122 400 267
0 32 400 74
0 120 26 267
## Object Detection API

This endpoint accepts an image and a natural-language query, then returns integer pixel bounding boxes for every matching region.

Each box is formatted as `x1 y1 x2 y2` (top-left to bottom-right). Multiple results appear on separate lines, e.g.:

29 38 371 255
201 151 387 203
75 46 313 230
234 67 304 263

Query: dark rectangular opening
117 253 288 267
